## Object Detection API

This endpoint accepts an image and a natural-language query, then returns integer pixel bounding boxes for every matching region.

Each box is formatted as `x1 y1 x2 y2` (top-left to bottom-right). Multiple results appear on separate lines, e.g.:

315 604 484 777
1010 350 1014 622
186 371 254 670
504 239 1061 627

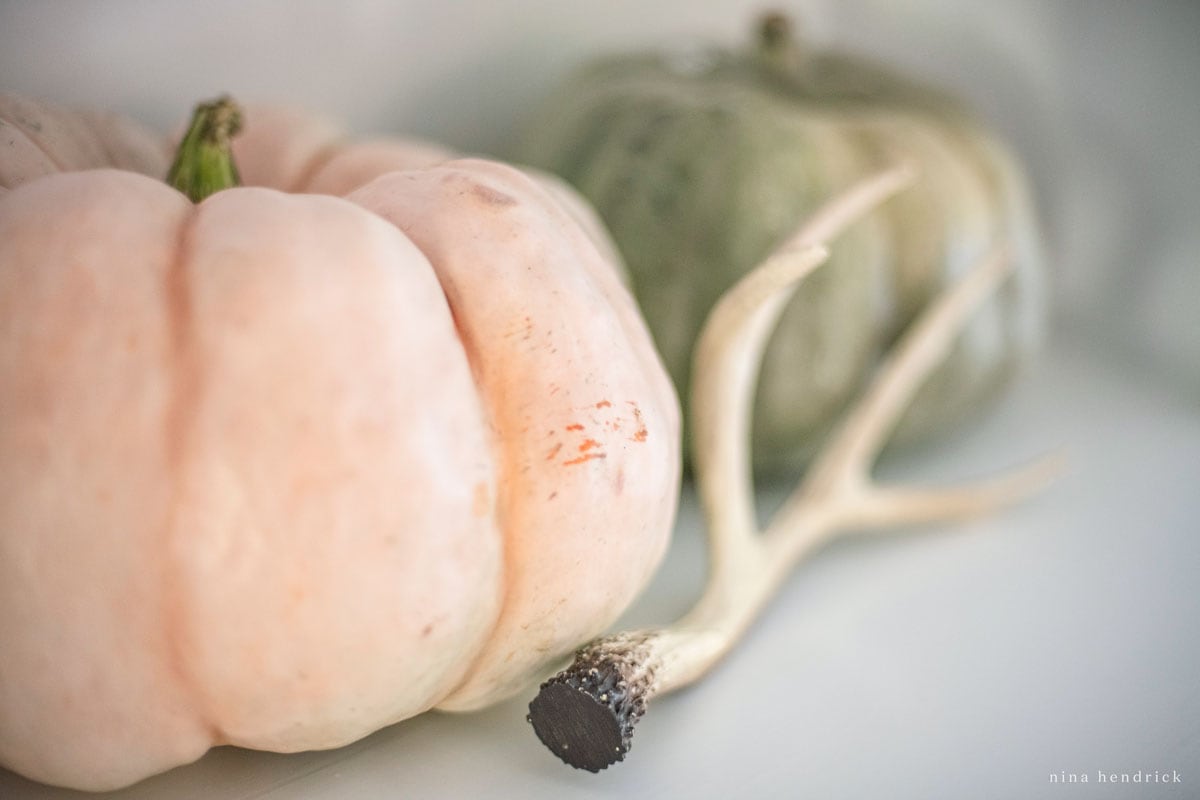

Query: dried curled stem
527 165 1060 771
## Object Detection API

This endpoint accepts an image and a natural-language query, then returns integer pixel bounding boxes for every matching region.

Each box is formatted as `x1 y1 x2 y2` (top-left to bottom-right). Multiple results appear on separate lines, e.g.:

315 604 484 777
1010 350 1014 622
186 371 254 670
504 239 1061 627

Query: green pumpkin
514 13 1045 477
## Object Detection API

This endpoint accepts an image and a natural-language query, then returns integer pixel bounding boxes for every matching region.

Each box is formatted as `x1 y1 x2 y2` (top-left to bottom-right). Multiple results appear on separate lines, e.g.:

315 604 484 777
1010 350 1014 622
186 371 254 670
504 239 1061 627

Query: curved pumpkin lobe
164 187 503 751
349 160 680 710
0 172 210 790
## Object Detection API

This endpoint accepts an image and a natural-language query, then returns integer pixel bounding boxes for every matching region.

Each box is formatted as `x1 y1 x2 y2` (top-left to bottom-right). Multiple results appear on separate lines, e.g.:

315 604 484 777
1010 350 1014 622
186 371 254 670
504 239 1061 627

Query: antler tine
840 451 1066 530
690 244 830 551
691 163 919 562
804 245 1013 495
766 245 1052 565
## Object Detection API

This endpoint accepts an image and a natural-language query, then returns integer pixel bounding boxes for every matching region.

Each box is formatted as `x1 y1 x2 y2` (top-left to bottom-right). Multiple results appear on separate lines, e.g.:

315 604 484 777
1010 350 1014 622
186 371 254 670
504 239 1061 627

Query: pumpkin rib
287 139 346 194
78 110 172 180
226 105 344 193
158 199 227 747
0 105 62 189
0 96 170 191
301 138 456 197
79 120 126 175
0 94 111 175
348 161 678 711
0 101 69 174
6 119 64 171
163 187 504 751
0 170 215 790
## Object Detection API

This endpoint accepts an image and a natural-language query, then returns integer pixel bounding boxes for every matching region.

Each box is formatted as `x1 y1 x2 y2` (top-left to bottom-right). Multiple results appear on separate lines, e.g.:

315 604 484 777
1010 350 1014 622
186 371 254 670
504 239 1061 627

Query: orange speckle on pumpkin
545 442 563 461
628 401 648 442
578 438 601 452
471 482 489 517
565 423 585 432
563 452 607 466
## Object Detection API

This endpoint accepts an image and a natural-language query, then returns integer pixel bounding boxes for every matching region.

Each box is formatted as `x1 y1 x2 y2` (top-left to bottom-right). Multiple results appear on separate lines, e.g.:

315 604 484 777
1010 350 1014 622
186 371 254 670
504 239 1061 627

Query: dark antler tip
528 634 659 771
528 678 628 772
527 644 653 772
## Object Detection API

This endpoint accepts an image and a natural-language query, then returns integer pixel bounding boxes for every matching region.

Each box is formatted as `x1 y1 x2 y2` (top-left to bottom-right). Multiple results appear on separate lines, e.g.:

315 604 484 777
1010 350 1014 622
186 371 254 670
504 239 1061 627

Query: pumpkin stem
756 11 803 73
166 95 243 202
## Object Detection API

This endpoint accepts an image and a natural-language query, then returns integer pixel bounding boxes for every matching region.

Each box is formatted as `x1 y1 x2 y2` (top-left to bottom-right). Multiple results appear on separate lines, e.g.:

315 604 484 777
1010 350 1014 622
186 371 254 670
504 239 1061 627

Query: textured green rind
516 46 1044 475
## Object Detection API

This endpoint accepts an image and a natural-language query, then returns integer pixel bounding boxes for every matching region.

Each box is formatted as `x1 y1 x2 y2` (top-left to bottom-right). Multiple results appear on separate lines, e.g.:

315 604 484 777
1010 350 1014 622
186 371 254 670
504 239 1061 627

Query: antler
526 165 1060 772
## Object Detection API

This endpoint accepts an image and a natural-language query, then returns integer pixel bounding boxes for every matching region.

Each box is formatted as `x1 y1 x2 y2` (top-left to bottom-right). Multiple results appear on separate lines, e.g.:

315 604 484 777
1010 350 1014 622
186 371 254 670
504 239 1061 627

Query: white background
1 2 1197 798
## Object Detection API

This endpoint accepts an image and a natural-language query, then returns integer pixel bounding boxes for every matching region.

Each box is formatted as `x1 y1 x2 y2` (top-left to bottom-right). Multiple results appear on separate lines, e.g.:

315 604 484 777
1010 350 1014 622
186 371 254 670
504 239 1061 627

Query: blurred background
2 0 1196 394
1 2 1196 799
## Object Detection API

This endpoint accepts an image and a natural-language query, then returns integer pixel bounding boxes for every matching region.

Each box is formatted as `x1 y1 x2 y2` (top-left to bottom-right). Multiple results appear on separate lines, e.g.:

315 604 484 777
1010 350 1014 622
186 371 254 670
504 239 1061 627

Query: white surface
2 336 1197 799
1 1 1198 797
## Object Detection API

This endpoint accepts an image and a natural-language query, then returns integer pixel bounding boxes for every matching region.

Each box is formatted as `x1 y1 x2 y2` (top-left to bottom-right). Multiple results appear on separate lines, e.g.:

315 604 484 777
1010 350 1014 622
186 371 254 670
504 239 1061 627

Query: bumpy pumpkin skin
0 99 679 790
515 35 1044 475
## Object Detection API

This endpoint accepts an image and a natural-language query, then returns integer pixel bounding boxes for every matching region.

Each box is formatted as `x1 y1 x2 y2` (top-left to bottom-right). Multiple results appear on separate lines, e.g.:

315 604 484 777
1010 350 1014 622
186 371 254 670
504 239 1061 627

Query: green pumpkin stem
756 11 803 73
166 96 244 202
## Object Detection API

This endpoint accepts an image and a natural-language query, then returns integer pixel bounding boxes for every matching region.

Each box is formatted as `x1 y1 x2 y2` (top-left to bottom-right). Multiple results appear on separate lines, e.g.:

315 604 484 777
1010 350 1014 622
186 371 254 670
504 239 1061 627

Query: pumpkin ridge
0 94 111 177
158 203 223 746
78 110 172 178
80 118 129 176
289 138 348 195
435 277 516 699
0 105 67 177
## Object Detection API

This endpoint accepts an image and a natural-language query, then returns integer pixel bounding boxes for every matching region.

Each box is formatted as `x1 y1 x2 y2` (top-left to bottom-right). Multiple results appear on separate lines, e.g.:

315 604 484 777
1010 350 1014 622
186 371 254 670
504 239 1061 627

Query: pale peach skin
0 95 680 790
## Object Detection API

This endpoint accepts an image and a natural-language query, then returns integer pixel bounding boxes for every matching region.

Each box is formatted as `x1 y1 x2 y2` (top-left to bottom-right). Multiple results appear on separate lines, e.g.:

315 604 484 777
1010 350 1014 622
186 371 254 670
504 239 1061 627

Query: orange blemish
545 442 563 461
578 438 601 452
563 452 607 466
565 423 585 432
628 401 648 442
595 400 612 409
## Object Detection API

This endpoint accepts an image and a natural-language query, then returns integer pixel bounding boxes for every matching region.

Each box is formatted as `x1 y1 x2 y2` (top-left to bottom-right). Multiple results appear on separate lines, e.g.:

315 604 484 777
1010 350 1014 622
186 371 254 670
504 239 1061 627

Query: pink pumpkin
0 95 680 790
